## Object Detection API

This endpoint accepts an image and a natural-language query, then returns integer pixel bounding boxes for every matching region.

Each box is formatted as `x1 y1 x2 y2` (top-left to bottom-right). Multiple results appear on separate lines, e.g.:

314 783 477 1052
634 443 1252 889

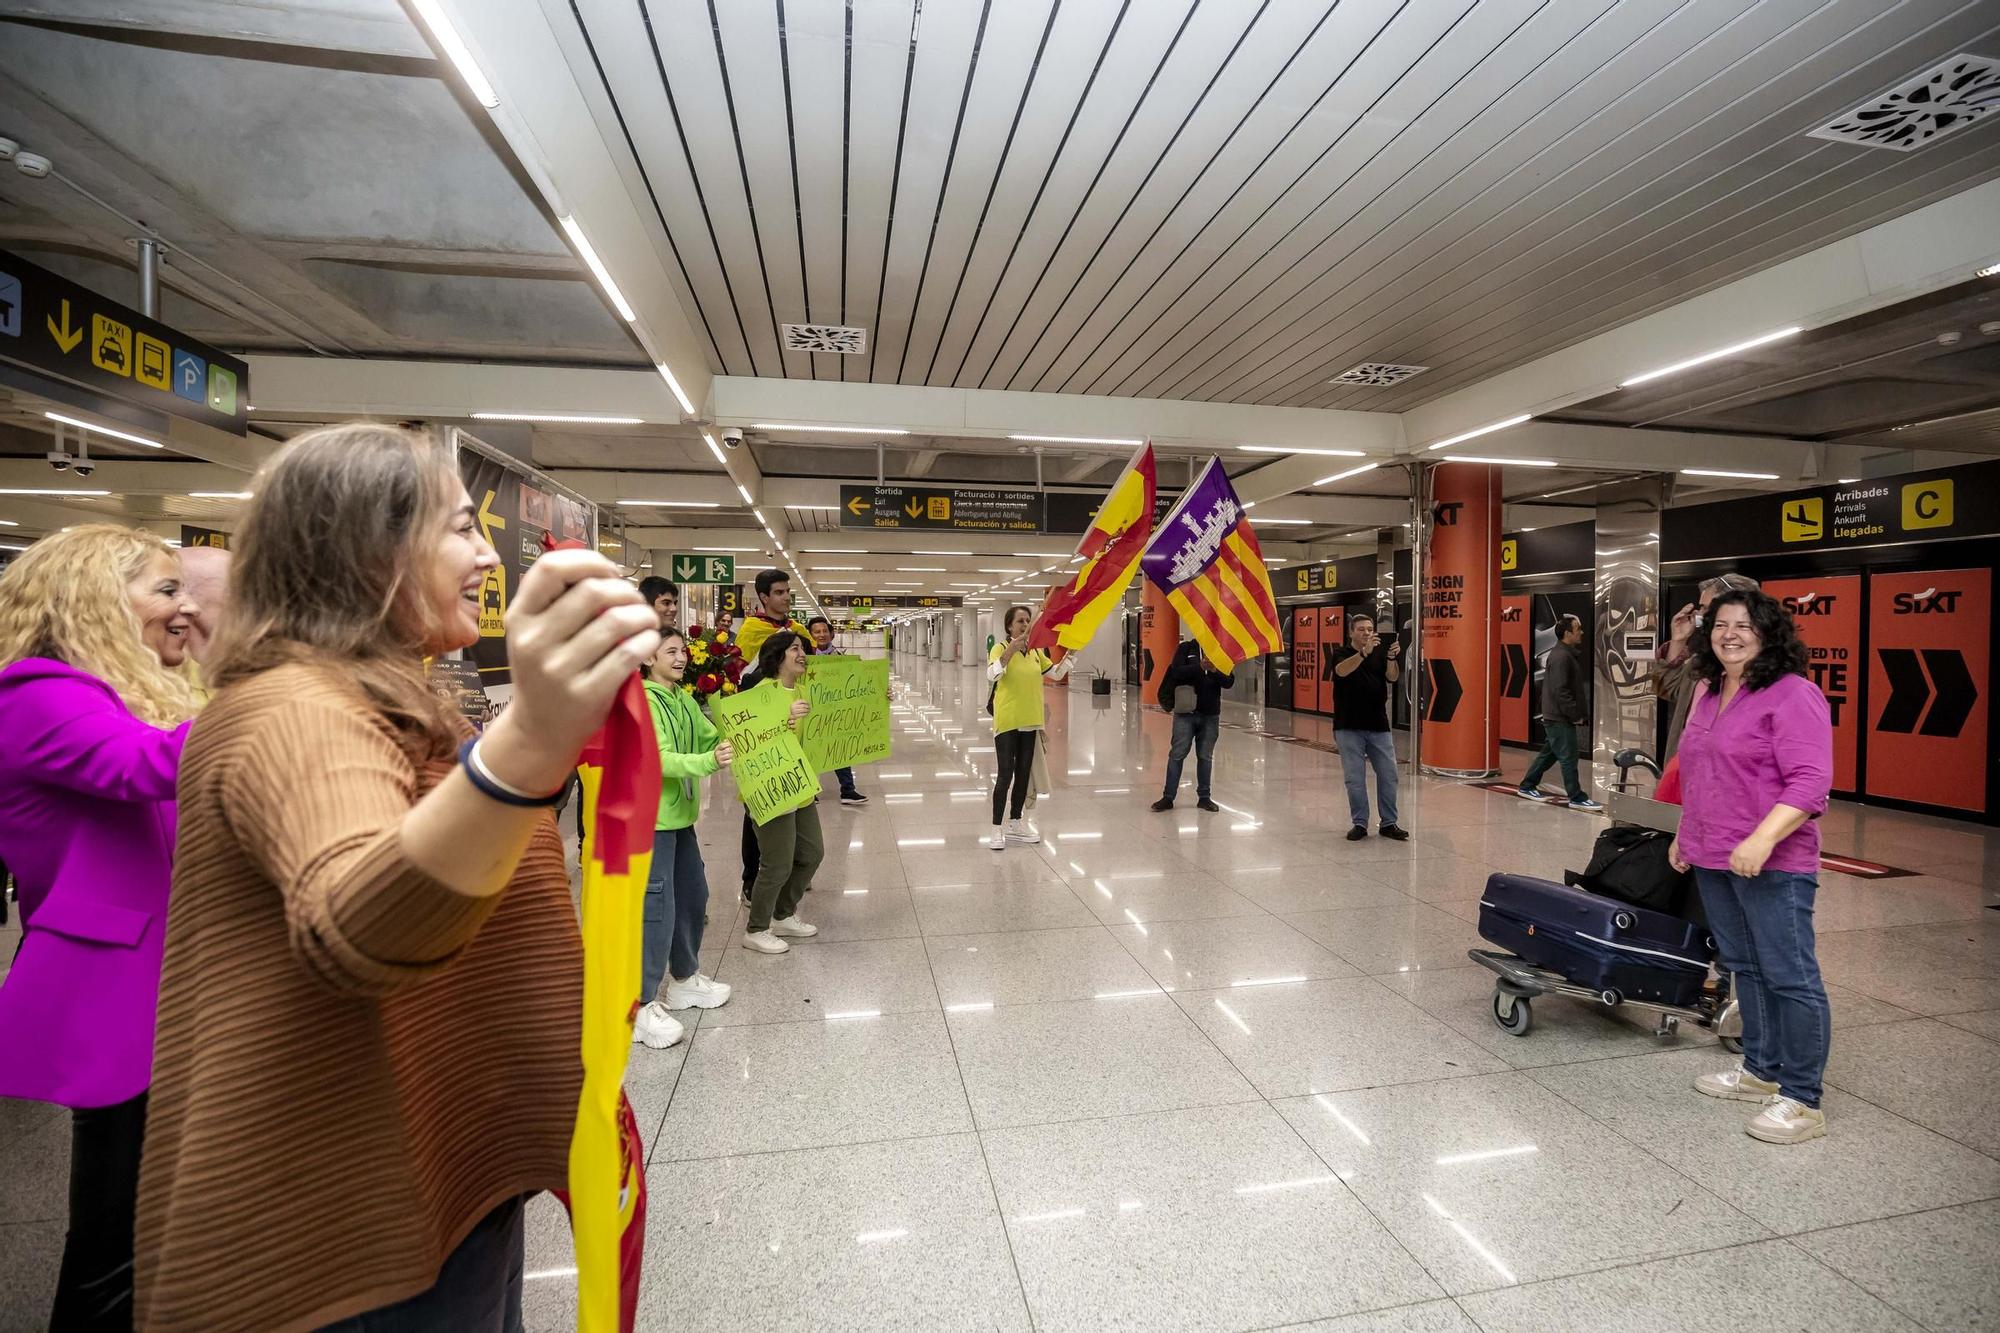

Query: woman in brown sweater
135 423 662 1332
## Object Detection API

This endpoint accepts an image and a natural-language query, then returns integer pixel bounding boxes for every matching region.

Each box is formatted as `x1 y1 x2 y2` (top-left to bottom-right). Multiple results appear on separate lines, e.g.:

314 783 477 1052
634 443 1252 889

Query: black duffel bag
1565 825 1699 922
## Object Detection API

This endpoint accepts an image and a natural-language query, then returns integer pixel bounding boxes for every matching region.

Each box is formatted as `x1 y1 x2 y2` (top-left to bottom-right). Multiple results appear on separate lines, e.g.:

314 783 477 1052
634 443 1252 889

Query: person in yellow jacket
633 629 735 1049
986 604 1070 850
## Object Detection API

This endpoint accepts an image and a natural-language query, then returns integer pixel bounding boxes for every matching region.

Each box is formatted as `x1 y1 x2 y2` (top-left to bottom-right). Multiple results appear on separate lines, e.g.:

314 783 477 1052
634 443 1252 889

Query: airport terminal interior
2 1 2000 1330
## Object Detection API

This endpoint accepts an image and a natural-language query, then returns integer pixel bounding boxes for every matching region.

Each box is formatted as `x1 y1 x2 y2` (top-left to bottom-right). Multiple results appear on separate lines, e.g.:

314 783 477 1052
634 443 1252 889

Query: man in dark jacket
1518 614 1602 810
1150 639 1234 813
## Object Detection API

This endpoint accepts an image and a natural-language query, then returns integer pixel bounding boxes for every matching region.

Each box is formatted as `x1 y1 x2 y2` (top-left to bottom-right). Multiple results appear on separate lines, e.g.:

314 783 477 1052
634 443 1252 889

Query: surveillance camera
46 449 71 472
72 460 95 478
720 426 744 449
14 151 51 179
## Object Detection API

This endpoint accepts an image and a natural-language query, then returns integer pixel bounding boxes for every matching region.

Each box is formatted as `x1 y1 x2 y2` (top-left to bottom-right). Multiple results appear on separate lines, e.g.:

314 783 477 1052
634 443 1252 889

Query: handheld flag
1028 442 1157 653
1139 458 1283 670
548 536 657 1333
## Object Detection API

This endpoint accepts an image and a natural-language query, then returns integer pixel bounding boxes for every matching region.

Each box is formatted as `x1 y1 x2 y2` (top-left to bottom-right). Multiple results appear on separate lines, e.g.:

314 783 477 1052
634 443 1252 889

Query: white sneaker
741 930 790 954
1747 1094 1826 1144
1005 819 1041 845
664 972 731 1011
1694 1064 1780 1103
987 829 1007 850
771 916 819 939
632 1001 685 1049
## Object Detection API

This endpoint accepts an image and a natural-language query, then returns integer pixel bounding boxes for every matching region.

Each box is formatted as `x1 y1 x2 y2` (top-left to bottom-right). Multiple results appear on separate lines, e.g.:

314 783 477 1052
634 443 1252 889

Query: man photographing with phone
1331 613 1408 842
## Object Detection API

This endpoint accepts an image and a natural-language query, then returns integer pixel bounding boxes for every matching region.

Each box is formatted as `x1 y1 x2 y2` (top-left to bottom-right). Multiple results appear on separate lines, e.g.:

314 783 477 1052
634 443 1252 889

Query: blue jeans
1335 729 1398 828
641 826 710 1003
835 765 859 797
1161 713 1219 801
1695 867 1831 1107
1522 720 1586 801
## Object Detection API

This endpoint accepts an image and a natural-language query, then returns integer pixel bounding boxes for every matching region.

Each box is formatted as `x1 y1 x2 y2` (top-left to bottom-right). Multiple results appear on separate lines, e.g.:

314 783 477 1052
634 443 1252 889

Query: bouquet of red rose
679 624 748 703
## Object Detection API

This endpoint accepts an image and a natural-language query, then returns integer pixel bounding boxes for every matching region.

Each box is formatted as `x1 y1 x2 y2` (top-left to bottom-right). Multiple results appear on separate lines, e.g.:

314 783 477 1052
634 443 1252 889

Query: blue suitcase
1477 873 1711 1007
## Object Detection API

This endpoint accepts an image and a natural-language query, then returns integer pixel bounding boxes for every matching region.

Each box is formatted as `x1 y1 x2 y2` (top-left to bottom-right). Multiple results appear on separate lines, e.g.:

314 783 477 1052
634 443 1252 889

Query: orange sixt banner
1141 580 1179 704
1763 575 1861 792
1292 608 1319 711
1865 568 1989 813
1421 464 1501 773
1317 606 1345 716
1498 595 1531 744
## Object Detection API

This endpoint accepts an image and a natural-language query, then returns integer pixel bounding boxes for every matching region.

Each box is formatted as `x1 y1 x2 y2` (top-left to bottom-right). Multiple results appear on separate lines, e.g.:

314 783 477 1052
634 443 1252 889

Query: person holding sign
808 615 870 806
737 631 825 955
987 604 1070 851
633 629 735 1050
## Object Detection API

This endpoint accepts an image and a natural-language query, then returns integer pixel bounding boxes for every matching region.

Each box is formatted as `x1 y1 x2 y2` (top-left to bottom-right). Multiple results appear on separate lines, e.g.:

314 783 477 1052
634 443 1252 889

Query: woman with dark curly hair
1669 588 1833 1144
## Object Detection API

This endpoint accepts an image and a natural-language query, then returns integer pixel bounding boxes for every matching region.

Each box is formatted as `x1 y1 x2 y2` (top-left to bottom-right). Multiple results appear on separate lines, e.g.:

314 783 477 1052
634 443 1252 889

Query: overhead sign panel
819 593 962 609
667 552 735 584
0 247 250 435
1665 461 1998 562
839 484 1044 532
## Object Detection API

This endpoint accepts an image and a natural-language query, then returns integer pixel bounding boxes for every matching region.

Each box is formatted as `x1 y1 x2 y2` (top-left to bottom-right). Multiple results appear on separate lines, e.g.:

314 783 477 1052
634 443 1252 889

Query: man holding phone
1331 613 1408 842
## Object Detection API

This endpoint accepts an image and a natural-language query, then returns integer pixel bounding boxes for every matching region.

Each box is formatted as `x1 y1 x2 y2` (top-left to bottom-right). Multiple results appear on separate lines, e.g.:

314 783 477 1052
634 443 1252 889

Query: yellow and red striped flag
1139 457 1283 669
1029 442 1157 654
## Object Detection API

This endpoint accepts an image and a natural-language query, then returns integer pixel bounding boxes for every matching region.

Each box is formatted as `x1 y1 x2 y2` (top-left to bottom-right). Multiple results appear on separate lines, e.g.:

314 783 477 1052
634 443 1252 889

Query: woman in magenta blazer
0 524 199 1330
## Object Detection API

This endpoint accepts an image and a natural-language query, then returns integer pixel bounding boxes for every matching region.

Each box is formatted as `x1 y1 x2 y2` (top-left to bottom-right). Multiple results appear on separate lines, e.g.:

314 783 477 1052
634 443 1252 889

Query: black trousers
992 729 1038 824
740 808 760 890
316 1195 526 1332
51 1093 147 1332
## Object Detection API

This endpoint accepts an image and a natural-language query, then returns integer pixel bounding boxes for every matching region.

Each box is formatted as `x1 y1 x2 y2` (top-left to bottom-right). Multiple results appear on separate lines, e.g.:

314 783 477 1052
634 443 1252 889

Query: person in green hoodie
635 628 736 1050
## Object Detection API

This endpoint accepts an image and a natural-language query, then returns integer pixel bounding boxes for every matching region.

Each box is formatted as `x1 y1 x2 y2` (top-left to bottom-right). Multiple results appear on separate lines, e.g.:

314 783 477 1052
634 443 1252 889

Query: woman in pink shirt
1669 588 1833 1145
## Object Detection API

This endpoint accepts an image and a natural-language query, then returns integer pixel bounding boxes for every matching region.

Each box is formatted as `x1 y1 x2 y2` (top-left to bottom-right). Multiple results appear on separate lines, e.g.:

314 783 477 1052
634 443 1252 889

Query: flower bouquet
680 624 747 703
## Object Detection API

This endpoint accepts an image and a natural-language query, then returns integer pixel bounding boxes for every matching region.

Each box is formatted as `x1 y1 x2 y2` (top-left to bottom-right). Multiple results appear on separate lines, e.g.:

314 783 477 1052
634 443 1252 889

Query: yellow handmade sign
799 657 891 772
709 683 817 824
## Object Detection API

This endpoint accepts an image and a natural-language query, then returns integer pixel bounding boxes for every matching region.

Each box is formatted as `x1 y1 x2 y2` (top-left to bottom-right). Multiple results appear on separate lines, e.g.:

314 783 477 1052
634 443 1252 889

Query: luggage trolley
1470 749 1742 1050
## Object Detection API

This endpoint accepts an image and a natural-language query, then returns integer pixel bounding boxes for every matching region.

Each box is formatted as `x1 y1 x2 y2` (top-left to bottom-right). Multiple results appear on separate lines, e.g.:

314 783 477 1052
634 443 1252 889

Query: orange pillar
1141 581 1179 704
1420 463 1500 776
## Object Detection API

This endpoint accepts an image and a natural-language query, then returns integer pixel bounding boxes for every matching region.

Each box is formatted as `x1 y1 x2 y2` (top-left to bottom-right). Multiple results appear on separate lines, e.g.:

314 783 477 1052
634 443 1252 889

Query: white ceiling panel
534 0 2000 405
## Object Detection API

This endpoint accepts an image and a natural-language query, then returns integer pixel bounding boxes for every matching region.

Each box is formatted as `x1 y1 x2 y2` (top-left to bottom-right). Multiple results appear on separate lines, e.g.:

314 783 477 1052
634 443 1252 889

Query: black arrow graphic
1428 658 1463 723
1500 644 1527 699
1920 649 1978 738
1875 648 1928 734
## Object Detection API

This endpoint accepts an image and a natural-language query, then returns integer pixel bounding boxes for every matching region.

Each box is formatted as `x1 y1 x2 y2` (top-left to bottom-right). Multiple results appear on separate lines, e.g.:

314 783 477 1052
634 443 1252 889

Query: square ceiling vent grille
782 323 868 354
1807 53 2000 151
1329 361 1429 387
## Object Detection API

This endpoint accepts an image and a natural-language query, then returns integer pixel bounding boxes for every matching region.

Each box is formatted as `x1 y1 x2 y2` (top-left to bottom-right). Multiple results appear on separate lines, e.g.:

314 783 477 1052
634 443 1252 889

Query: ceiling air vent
782 323 868 354
1807 53 2000 151
1329 362 1429 387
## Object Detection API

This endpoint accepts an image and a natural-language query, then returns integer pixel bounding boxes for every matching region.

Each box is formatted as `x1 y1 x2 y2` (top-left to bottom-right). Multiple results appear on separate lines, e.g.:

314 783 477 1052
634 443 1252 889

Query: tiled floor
4 657 1998 1331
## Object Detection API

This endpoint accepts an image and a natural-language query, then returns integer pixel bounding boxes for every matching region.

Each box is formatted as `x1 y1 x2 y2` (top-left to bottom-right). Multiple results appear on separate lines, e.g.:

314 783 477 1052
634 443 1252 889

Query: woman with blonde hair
0 524 199 1330
135 422 660 1331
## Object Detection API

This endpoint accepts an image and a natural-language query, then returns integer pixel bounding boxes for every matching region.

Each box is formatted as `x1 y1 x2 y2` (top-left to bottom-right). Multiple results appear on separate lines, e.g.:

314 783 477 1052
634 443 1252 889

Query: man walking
1331 613 1408 841
807 615 869 806
1150 638 1233 813
1518 614 1603 810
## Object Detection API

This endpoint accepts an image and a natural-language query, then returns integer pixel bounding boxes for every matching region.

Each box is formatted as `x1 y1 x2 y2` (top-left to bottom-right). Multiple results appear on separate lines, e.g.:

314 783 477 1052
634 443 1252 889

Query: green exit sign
667 552 735 584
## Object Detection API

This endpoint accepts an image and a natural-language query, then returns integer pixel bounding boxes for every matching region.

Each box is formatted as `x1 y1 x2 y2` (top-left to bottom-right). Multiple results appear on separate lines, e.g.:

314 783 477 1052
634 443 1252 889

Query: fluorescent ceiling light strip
409 0 500 107
1619 327 1802 388
749 422 910 435
735 483 755 504
1313 461 1380 486
699 430 728 465
45 411 163 450
617 499 721 508
1238 445 1366 457
558 215 635 322
189 491 252 500
0 487 110 496
1425 414 1532 451
1438 455 1557 467
470 412 642 425
1248 517 1311 525
1681 468 1779 480
912 549 972 555
692 546 761 552
1979 262 2000 278
1007 433 1144 446
656 364 696 416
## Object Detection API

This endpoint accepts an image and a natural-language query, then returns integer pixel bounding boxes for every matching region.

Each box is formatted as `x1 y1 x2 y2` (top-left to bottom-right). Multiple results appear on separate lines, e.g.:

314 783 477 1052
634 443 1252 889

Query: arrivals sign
0 247 250 434
1864 568 1988 814
1664 461 1998 561
798 657 892 772
1762 576 1861 792
840 484 1043 532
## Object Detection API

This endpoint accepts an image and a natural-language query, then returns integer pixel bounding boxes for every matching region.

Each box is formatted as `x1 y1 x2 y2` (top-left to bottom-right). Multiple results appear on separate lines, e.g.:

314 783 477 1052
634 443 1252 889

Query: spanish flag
1029 442 1157 653
1139 457 1283 670
545 535 660 1333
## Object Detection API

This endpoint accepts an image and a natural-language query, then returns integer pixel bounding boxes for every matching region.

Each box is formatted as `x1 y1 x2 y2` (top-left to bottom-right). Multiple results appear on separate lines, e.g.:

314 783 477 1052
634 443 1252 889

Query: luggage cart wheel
1655 1014 1679 1039
1492 991 1532 1036
1719 1034 1743 1055
1599 988 1623 1007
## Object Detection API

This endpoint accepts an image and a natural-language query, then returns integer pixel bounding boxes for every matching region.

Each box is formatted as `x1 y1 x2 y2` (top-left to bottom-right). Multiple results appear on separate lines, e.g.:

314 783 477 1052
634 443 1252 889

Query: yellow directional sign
134 332 170 391
46 298 82 354
90 313 131 376
846 495 871 516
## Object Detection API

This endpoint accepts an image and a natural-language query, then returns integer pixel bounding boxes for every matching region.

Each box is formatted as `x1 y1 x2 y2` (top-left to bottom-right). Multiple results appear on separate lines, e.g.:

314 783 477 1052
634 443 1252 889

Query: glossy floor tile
5 655 1998 1333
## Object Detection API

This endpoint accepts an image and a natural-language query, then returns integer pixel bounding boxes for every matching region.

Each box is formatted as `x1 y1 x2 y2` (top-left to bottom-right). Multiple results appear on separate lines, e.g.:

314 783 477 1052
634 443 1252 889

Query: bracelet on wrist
457 737 568 808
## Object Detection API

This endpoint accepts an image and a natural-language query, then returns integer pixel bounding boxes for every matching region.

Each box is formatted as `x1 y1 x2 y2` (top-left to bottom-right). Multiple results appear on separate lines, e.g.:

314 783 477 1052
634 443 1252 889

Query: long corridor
536 657 2000 1332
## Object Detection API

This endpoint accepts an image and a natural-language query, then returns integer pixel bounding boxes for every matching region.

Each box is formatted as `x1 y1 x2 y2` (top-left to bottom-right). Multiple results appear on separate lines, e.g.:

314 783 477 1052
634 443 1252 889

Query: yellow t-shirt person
988 642 1060 735
734 613 804 663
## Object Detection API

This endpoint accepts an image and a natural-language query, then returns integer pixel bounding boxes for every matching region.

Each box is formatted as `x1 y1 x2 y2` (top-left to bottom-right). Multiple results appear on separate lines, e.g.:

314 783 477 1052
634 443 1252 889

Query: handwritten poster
708 685 817 824
799 657 892 772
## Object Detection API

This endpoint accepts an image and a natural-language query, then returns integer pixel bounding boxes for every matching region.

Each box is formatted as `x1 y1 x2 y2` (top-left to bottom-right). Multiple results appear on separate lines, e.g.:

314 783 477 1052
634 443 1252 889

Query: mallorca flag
1140 457 1283 670
548 538 659 1333
1029 442 1157 653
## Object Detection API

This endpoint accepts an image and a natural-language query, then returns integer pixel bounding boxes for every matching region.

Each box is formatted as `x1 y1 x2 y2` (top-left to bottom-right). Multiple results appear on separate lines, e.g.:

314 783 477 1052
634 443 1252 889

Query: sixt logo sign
1499 605 1522 622
1431 501 1463 527
1892 586 1962 615
1782 592 1838 617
